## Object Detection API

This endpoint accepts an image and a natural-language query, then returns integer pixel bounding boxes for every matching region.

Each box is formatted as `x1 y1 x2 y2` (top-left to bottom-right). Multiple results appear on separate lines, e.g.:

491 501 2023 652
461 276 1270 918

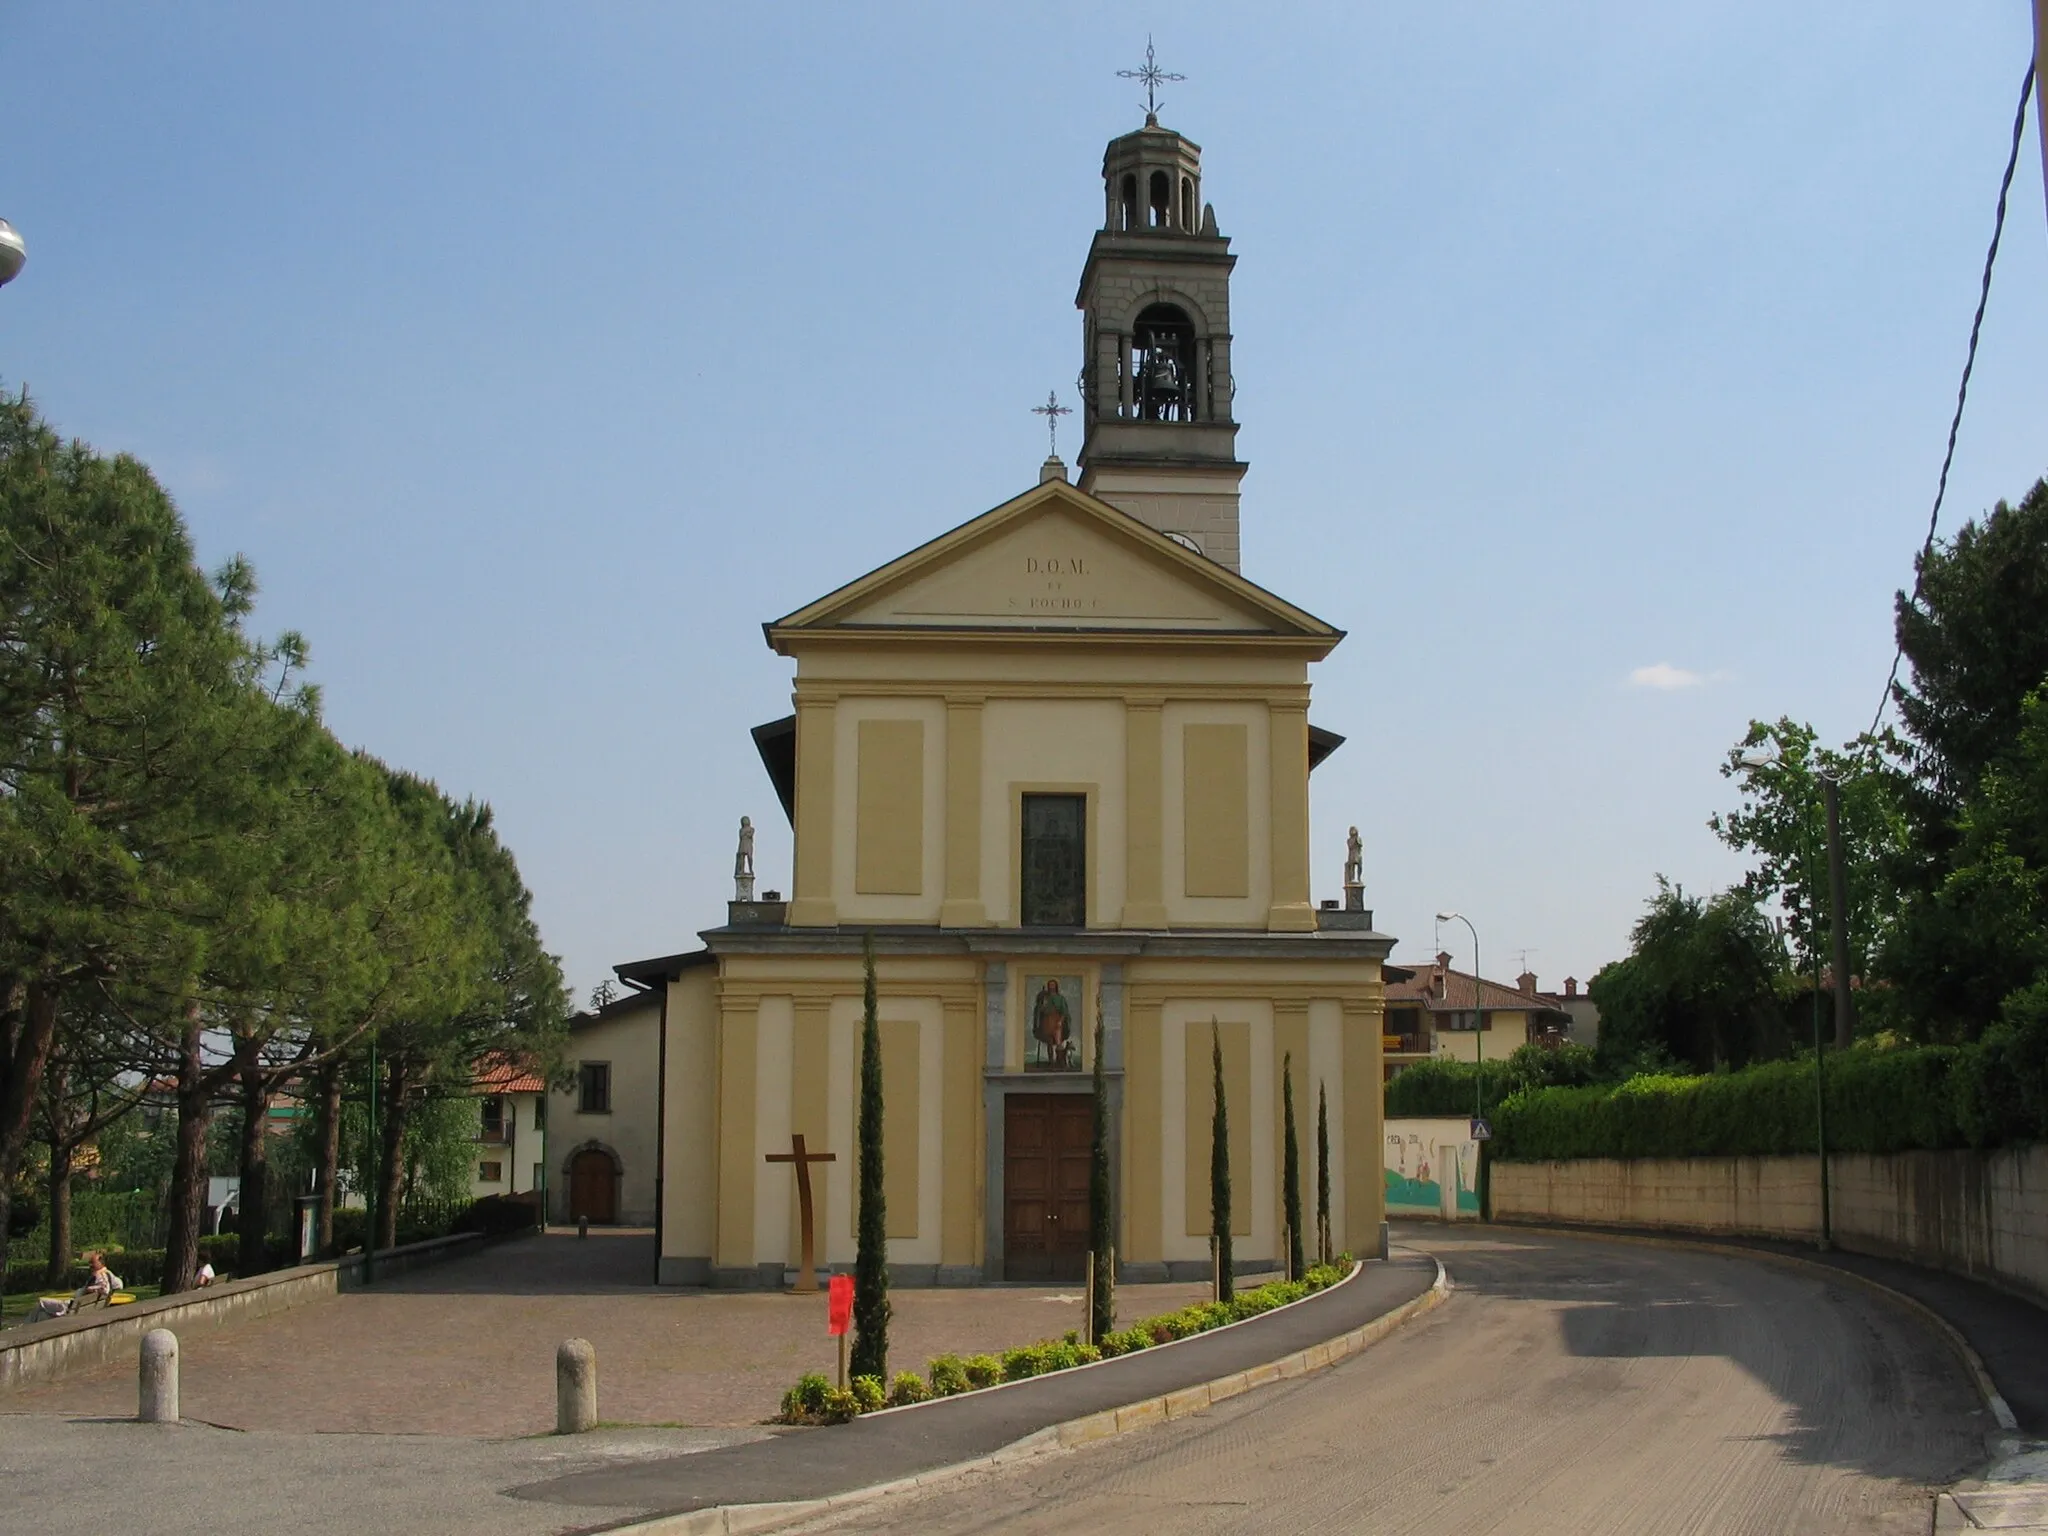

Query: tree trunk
235 1045 270 1277
375 1058 411 1252
0 979 63 1280
44 1137 73 1287
311 1062 341 1255
160 1004 211 1295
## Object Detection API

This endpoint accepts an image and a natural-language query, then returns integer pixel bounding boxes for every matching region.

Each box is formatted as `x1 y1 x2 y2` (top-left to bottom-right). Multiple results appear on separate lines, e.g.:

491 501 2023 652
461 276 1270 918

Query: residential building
470 1054 548 1204
1382 954 1574 1079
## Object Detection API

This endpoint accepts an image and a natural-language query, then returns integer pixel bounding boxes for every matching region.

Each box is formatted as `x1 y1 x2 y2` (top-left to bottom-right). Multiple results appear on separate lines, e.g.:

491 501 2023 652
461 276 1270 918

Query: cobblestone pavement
788 1227 1994 1536
3 1229 1219 1436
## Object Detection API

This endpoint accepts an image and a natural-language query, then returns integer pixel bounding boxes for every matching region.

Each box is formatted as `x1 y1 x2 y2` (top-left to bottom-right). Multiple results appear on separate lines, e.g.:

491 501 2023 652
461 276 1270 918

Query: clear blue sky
3 4 2043 999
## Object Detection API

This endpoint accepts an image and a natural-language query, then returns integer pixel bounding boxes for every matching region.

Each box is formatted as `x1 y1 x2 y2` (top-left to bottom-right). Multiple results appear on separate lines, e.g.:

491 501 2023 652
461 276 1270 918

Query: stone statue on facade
1343 825 1364 912
734 816 756 902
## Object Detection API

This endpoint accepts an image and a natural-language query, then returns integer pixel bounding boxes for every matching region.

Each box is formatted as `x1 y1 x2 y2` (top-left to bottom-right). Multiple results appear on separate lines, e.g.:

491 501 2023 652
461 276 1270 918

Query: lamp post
0 220 25 290
1437 910 1483 1217
1736 748 1834 1250
364 1039 379 1284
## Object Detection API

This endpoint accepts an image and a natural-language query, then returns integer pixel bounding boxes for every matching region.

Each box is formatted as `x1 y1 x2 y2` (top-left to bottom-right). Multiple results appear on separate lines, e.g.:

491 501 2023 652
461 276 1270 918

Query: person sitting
195 1262 215 1287
32 1252 122 1322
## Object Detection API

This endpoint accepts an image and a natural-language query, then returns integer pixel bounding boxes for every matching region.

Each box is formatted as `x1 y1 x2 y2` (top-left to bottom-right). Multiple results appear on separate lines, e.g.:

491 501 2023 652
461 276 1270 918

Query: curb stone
1492 1222 2019 1433
601 1253 1451 1536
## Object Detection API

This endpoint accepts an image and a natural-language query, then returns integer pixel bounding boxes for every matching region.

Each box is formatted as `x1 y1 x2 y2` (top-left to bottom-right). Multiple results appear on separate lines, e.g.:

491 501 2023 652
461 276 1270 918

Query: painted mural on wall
1384 1117 1480 1218
1025 975 1083 1070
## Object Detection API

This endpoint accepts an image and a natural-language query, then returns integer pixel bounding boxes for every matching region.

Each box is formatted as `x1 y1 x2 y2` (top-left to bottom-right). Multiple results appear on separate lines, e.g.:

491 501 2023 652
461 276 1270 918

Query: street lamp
0 219 25 289
1435 911 1483 1115
1735 747 1835 1250
1436 910 1486 1219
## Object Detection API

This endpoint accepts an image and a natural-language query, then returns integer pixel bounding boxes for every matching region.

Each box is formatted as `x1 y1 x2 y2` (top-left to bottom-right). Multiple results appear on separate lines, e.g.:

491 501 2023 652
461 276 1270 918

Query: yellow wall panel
852 1018 922 1240
1183 1018 1253 1236
855 719 924 895
1182 723 1249 898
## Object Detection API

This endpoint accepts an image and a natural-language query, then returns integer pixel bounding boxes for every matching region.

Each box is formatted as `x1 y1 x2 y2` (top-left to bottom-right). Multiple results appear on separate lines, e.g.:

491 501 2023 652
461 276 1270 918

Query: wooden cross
765 1133 836 1293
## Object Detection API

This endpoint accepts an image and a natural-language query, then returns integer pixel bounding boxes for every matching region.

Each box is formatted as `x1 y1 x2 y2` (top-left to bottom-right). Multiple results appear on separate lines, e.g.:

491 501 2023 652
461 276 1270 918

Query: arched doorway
568 1147 618 1224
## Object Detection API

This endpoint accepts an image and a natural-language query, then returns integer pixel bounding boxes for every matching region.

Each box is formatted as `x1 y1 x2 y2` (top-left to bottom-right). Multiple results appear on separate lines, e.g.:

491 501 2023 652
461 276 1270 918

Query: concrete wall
1384 1117 1479 1220
0 1233 483 1394
1491 1145 2048 1305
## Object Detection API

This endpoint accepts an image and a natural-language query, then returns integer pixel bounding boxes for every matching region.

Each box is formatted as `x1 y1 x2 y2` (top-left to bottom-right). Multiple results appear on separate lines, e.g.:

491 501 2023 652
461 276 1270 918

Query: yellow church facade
616 108 1394 1287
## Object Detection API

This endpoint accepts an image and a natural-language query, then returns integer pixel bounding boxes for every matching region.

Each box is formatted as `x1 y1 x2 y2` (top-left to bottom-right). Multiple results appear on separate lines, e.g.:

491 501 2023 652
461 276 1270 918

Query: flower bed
776 1259 1353 1426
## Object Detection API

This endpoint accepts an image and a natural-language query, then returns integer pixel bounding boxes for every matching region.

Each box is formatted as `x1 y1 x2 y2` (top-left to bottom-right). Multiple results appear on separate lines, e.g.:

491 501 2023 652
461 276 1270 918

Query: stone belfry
1075 104 1245 571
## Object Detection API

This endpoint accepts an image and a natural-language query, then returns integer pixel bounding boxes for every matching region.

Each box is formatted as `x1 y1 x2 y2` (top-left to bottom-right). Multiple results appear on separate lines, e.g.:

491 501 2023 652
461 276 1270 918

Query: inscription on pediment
835 509 1270 632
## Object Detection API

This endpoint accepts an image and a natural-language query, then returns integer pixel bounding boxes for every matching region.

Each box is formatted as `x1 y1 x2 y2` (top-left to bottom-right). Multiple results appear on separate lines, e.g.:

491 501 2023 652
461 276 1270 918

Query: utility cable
1867 59 2038 746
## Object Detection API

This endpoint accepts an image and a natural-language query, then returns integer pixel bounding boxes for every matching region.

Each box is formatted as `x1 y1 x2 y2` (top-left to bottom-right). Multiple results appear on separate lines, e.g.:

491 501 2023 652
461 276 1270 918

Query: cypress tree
1210 1023 1233 1302
1088 1012 1113 1340
1316 1081 1332 1265
1282 1053 1304 1281
851 932 890 1380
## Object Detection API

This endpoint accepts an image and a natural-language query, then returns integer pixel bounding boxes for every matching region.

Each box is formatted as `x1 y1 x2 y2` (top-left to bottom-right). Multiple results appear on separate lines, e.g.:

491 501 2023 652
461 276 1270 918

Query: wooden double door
1004 1093 1093 1281
569 1148 617 1224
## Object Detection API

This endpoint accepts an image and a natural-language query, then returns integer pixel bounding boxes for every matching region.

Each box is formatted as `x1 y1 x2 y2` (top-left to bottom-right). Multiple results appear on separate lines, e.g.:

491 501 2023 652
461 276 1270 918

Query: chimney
1518 970 1538 997
1563 976 1578 998
1432 952 1449 1000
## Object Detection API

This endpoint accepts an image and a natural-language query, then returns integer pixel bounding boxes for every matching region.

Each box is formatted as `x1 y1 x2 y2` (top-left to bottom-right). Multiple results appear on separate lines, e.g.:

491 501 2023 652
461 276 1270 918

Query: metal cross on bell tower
1117 36 1184 121
1031 390 1072 457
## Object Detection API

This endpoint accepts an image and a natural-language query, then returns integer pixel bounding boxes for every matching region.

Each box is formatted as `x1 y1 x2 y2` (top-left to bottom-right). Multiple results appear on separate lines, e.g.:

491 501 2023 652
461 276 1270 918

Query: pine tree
851 932 891 1380
1282 1053 1304 1281
1316 1081 1332 1265
1088 1012 1114 1340
1210 1023 1233 1302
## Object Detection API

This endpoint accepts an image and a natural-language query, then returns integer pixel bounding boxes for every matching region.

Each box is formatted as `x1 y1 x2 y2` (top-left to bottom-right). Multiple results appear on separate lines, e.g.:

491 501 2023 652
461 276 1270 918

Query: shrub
778 1372 835 1424
1000 1343 1048 1381
887 1371 929 1407
850 1374 885 1414
961 1353 1004 1390
817 1386 861 1423
926 1354 970 1397
1097 1326 1153 1358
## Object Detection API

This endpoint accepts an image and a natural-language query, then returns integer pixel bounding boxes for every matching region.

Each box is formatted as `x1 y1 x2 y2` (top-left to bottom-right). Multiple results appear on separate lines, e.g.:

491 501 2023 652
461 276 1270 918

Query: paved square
4 1230 1218 1436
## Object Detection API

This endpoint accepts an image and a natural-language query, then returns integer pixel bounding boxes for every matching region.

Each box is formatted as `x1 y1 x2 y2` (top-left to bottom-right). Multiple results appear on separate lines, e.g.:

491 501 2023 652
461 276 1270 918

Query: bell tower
1076 111 1245 570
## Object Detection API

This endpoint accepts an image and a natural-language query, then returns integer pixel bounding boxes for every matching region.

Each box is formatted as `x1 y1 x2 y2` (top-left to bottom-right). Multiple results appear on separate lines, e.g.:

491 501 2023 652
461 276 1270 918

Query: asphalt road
783 1228 1993 1536
3 1228 1996 1536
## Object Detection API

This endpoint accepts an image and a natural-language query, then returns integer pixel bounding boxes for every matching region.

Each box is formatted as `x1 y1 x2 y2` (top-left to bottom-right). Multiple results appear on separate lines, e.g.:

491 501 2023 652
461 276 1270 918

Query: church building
614 106 1395 1286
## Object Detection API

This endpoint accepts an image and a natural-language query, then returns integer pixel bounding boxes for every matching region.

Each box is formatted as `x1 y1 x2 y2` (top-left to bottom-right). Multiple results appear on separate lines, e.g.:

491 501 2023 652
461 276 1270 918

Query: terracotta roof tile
472 1052 547 1095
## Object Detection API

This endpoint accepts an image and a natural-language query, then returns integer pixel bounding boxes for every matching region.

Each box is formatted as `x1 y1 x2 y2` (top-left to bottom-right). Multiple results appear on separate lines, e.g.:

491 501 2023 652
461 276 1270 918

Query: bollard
577 1214 589 1240
556 1337 597 1433
139 1329 179 1423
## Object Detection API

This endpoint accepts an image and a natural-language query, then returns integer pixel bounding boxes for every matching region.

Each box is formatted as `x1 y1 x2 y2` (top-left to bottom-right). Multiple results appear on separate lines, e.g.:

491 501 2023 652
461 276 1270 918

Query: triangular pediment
769 480 1336 643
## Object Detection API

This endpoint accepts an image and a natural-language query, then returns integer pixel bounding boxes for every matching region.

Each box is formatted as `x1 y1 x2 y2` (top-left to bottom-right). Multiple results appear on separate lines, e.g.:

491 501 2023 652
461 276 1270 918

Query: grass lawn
2 1284 163 1326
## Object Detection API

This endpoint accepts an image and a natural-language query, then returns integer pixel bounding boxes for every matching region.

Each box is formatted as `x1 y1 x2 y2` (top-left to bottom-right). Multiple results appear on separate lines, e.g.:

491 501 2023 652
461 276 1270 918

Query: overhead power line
1867 59 2038 745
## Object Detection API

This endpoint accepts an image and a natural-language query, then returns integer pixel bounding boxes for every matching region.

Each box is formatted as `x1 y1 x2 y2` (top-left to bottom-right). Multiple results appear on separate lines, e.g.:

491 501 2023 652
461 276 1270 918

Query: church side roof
763 476 1340 651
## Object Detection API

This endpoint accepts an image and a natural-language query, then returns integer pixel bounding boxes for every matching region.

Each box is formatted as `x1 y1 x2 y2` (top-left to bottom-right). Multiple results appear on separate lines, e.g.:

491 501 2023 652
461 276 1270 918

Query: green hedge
1492 1031 2045 1162
776 1260 1354 1424
6 1233 241 1296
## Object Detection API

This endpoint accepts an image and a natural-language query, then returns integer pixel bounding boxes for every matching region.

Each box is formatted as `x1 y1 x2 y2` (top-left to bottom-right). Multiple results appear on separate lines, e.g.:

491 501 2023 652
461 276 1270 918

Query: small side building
550 986 682 1226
